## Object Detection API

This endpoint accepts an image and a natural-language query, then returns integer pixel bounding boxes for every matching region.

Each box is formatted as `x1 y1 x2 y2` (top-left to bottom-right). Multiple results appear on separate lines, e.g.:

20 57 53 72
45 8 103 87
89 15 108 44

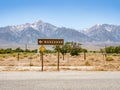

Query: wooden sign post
84 51 86 60
56 45 60 71
57 50 60 71
17 53 20 61
41 51 43 71
39 45 46 71
38 39 64 71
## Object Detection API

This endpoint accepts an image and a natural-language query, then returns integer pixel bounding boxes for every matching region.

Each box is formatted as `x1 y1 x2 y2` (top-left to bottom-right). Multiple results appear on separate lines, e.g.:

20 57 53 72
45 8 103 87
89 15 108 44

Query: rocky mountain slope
83 24 120 42
0 21 120 45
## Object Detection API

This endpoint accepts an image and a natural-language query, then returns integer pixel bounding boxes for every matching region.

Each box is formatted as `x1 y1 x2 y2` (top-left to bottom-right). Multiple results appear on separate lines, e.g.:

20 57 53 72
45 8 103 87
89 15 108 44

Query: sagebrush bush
2 55 7 58
112 54 119 56
89 57 94 60
11 53 16 57
106 57 114 61
0 58 4 61
84 61 91 66
30 63 34 66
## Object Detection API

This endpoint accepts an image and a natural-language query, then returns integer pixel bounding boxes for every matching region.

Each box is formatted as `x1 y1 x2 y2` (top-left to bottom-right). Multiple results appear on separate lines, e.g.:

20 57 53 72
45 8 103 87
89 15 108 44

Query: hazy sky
0 0 119 29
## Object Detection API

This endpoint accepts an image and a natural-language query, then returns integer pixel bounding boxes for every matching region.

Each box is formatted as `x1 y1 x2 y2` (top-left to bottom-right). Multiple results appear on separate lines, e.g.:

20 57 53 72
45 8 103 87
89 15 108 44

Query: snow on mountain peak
97 24 101 26
8 20 52 32
33 20 44 25
10 23 31 31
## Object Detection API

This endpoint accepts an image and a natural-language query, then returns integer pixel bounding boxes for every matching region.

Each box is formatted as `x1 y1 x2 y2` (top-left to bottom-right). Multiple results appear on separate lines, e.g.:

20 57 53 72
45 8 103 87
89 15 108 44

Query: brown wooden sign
38 39 64 45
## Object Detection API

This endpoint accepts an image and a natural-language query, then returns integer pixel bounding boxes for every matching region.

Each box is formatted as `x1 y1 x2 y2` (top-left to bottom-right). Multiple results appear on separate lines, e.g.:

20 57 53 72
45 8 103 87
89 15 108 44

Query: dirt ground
0 53 120 71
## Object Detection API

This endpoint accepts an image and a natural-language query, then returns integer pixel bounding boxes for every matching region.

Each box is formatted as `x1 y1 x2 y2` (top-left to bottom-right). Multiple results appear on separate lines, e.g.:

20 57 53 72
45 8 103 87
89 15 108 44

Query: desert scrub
0 58 4 61
49 63 56 66
28 56 33 59
112 54 118 56
89 57 94 60
8 63 16 66
53 53 57 56
19 56 24 59
30 63 34 66
84 61 91 66
1 54 7 58
32 55 38 59
106 56 114 61
23 53 29 57
11 53 17 57
23 54 29 58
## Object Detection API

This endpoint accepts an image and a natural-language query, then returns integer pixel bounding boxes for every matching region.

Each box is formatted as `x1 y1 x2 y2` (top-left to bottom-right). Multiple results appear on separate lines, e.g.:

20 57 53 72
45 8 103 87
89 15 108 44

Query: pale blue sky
0 0 119 29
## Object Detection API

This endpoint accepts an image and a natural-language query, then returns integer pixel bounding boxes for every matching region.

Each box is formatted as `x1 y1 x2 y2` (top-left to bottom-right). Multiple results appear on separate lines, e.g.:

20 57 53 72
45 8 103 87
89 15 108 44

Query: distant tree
59 45 69 60
53 42 71 60
5 48 13 53
54 42 87 57
0 49 5 54
14 47 24 52
105 46 114 53
82 49 87 53
105 46 120 54
31 49 37 53
25 49 31 52
0 48 13 54
70 47 80 56
45 49 56 53
69 42 83 56
114 46 120 54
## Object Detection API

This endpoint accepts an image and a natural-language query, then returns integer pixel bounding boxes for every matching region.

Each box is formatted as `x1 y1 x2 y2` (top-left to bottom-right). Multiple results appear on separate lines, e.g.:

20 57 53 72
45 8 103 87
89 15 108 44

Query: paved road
0 71 120 90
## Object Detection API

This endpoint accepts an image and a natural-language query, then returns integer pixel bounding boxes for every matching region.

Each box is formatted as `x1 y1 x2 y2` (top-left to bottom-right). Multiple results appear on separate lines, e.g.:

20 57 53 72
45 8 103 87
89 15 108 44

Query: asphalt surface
0 71 120 90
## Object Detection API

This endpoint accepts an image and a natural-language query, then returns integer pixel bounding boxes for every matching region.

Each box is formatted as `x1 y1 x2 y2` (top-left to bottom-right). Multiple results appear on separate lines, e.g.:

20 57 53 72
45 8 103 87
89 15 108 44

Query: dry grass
84 61 91 66
106 56 114 61
0 53 120 71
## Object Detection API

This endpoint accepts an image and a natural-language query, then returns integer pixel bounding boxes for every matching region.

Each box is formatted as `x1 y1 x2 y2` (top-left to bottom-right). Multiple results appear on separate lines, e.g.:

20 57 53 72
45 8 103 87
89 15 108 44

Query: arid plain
0 52 120 71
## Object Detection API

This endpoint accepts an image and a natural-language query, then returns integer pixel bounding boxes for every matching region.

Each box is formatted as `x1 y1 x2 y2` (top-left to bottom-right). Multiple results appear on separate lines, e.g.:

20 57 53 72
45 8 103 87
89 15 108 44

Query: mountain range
0 20 120 45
